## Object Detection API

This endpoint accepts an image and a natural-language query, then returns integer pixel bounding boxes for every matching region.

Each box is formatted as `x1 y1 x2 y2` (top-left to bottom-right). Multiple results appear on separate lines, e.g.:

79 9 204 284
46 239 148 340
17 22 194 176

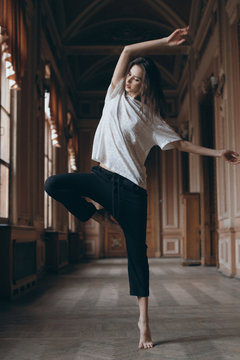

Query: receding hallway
1 259 240 360
1 0 240 358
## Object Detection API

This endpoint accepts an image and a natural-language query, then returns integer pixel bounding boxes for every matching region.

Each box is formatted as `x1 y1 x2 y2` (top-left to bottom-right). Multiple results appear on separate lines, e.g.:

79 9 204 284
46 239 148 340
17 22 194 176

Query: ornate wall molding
226 0 240 25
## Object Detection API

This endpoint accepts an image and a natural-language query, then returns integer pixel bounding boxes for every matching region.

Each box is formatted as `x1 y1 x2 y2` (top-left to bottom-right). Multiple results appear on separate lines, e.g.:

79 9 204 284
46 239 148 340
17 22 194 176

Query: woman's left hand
167 26 189 46
221 150 240 164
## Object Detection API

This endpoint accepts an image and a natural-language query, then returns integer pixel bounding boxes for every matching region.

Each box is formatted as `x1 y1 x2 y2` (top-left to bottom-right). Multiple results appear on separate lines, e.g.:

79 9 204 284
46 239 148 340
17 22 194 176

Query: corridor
1 259 240 360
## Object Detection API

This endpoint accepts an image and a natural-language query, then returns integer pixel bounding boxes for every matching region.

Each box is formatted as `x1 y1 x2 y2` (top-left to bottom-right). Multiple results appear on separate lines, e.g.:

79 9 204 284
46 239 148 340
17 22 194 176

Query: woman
44 27 240 349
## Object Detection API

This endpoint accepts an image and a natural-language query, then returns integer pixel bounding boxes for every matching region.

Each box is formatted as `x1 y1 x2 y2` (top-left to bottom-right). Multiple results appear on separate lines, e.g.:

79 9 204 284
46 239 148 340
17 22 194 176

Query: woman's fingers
223 150 240 164
174 27 189 40
177 39 187 45
167 26 190 46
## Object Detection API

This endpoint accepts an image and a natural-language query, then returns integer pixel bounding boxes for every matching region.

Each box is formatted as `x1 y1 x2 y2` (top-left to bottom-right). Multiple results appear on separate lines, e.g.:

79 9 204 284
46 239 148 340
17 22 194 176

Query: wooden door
182 193 201 265
145 146 161 258
199 92 218 265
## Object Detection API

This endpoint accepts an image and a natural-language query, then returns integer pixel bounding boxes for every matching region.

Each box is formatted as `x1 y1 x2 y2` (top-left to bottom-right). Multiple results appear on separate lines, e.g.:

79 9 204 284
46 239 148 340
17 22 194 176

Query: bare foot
138 319 153 349
92 208 119 229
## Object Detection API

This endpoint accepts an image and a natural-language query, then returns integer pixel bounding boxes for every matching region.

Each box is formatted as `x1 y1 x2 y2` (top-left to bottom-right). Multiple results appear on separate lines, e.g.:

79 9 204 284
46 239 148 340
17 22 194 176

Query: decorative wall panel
163 238 179 256
104 230 127 258
219 237 231 273
235 238 240 276
162 150 179 229
0 226 38 299
13 241 36 283
161 149 182 257
85 238 96 257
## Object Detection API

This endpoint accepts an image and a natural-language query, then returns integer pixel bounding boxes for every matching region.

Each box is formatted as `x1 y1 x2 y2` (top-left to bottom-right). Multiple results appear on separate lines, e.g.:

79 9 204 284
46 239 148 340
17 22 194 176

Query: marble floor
1 258 240 360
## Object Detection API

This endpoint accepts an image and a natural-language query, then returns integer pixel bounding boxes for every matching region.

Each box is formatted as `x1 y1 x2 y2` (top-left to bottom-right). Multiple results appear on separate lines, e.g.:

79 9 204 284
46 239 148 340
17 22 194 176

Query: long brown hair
124 57 166 121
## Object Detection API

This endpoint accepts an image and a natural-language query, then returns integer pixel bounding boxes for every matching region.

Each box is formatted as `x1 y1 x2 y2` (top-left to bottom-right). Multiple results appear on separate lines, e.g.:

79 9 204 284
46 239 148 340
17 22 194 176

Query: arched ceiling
48 0 192 107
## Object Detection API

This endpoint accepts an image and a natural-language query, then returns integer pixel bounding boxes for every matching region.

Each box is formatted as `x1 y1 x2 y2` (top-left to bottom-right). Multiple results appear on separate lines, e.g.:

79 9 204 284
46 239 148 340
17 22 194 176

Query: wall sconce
179 121 189 140
210 73 225 97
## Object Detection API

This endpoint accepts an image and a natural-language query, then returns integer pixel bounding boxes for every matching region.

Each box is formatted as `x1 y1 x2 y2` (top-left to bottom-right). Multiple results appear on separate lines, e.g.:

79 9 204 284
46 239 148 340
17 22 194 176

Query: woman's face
125 65 143 98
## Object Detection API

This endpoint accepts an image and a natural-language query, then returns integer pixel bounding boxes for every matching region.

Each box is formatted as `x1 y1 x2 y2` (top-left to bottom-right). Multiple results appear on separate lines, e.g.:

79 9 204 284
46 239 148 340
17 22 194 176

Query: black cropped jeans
44 165 149 297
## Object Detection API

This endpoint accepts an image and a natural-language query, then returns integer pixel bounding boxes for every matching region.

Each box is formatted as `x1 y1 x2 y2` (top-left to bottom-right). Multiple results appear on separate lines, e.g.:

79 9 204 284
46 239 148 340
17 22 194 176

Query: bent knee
44 175 59 195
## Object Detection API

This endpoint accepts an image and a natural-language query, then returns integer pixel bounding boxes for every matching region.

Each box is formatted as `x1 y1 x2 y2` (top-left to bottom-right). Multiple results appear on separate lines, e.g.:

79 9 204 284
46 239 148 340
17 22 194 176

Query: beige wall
179 0 240 277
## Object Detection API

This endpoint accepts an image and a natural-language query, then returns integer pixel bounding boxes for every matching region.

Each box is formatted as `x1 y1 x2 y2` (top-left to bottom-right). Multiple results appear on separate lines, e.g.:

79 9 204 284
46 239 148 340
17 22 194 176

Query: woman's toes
144 342 153 349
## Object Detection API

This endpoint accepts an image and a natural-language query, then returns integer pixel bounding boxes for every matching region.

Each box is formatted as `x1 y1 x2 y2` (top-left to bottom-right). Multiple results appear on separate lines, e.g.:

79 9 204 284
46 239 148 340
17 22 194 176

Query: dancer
44 26 240 349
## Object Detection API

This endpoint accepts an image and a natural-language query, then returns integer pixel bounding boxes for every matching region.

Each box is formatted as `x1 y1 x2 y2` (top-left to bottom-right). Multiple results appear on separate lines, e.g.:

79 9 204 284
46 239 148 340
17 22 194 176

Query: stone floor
1 258 240 360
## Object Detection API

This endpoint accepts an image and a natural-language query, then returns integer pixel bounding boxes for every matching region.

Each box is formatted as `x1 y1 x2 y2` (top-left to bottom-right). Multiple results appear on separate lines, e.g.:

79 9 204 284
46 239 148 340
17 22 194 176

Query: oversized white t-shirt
91 78 182 189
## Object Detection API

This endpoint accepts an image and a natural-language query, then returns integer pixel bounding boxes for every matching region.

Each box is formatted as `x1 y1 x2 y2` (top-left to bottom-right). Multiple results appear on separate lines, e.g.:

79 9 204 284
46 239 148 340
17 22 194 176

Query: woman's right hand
167 26 189 46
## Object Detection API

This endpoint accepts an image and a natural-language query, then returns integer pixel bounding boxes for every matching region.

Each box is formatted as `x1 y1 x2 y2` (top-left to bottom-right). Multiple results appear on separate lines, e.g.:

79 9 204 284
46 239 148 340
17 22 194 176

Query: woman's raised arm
110 26 189 92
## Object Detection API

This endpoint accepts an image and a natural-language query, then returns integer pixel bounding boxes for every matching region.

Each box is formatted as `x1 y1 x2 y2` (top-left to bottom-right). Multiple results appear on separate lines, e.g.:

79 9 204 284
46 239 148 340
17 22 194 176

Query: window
67 112 77 232
44 65 63 229
44 90 54 229
0 3 27 222
67 150 75 232
0 48 11 221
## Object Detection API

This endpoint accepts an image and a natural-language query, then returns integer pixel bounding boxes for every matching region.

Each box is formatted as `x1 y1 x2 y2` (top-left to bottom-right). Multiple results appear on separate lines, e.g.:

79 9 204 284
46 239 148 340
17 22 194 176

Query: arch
146 0 186 28
67 18 172 44
77 56 113 85
63 0 112 40
64 0 186 41
77 55 178 89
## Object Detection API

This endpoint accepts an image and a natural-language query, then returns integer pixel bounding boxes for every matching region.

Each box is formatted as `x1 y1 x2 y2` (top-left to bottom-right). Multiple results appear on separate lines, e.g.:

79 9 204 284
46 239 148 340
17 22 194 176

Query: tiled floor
1 258 240 359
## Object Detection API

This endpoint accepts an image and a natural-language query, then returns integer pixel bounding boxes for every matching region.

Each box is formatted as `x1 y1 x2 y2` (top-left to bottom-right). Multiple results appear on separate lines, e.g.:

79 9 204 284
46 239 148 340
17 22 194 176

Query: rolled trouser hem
130 291 149 297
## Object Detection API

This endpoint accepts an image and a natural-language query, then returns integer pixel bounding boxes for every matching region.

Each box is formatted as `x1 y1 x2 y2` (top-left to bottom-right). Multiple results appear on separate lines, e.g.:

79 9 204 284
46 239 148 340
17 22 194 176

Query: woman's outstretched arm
111 27 189 91
172 140 240 164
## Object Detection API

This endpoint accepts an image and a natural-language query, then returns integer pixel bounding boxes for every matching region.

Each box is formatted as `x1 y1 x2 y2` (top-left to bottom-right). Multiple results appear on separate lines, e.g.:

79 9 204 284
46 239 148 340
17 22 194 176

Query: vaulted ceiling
48 0 192 112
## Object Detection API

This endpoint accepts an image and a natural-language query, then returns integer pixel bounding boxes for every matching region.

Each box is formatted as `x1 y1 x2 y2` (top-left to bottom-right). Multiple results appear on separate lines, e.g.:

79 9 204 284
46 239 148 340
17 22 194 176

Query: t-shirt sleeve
105 78 125 103
152 118 182 150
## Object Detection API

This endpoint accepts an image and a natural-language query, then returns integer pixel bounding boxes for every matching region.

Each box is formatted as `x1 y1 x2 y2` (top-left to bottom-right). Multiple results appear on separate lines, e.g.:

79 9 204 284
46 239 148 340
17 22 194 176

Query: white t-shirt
91 78 182 189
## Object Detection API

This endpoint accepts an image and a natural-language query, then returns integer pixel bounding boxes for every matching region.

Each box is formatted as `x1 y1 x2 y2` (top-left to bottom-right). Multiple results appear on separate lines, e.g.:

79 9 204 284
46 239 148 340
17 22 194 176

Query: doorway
199 91 218 266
